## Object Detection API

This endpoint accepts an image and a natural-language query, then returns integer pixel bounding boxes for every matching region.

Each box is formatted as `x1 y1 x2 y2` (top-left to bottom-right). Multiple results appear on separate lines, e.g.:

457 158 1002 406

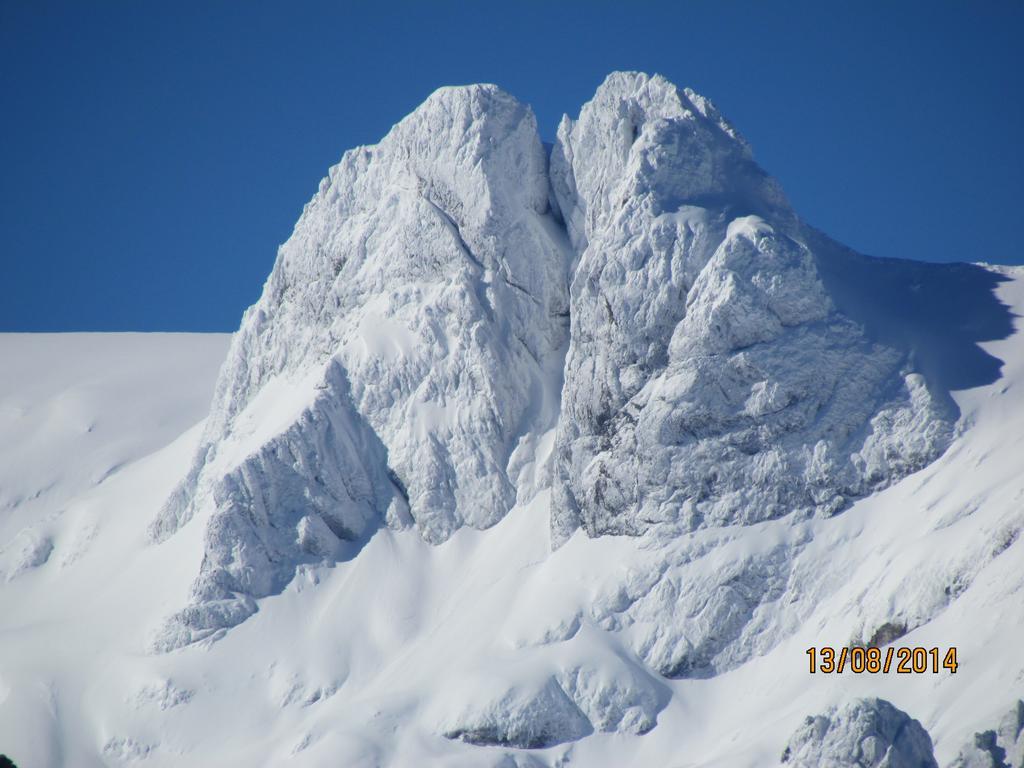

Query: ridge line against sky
1 0 1022 332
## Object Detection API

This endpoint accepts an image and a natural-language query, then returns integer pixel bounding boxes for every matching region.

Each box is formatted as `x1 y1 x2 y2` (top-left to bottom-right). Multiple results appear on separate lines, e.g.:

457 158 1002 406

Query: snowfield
2 74 1023 767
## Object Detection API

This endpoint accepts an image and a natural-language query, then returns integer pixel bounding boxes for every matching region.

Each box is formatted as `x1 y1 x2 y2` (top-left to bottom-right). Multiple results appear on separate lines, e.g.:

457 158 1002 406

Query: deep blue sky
2 1 1022 331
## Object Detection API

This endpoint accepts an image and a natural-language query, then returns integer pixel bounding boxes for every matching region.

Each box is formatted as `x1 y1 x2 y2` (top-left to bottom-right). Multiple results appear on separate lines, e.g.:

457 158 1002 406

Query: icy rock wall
549 72 955 544
781 698 938 768
152 84 571 646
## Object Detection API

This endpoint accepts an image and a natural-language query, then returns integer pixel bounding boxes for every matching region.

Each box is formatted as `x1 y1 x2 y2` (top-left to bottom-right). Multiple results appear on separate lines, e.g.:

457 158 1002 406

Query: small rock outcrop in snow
950 731 1011 768
440 677 592 749
555 661 664 734
781 698 938 768
588 536 804 678
0 528 53 582
950 701 1024 768
102 736 155 762
1002 701 1024 768
133 679 193 711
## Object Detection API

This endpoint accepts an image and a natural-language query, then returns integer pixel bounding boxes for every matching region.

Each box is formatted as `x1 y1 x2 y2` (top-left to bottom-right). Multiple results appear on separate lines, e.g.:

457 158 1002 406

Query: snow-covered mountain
1 73 1022 767
149 82 571 650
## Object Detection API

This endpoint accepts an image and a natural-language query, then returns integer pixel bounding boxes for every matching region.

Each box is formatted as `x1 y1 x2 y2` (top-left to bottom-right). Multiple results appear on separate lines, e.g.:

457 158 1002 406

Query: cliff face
150 84 572 647
549 72 955 544
782 698 939 768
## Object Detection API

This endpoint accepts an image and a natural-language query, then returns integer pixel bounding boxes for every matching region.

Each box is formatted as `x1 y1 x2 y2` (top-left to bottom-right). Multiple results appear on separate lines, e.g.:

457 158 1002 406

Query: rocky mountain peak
549 73 955 545
152 72 969 652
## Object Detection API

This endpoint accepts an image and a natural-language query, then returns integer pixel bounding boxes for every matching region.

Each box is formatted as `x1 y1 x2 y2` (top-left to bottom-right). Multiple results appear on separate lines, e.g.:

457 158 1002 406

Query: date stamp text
806 646 958 674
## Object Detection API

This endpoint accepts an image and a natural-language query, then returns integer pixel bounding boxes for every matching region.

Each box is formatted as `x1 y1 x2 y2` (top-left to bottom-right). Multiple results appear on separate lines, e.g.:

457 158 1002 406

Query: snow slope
0 333 230 764
2 74 1023 767
0 333 230 585
0 283 1021 768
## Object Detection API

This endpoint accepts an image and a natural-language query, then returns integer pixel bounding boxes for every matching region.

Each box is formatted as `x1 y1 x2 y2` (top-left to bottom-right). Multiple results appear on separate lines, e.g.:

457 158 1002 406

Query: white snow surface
1 276 1023 766
2 74 1024 767
1 278 1022 768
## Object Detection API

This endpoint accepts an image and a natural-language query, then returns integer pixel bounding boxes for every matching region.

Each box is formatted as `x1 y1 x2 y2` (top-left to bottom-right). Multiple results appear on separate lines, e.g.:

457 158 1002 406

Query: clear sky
2 1 1022 331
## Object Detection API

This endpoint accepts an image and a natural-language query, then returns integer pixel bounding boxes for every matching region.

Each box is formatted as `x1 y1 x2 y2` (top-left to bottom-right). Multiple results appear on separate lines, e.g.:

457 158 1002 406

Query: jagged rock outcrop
950 701 1024 768
1002 701 1024 768
999 704 1024 768
435 658 663 751
439 677 592 749
555 658 665 735
950 731 1011 768
589 536 804 678
781 698 938 768
151 83 570 647
549 72 955 544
